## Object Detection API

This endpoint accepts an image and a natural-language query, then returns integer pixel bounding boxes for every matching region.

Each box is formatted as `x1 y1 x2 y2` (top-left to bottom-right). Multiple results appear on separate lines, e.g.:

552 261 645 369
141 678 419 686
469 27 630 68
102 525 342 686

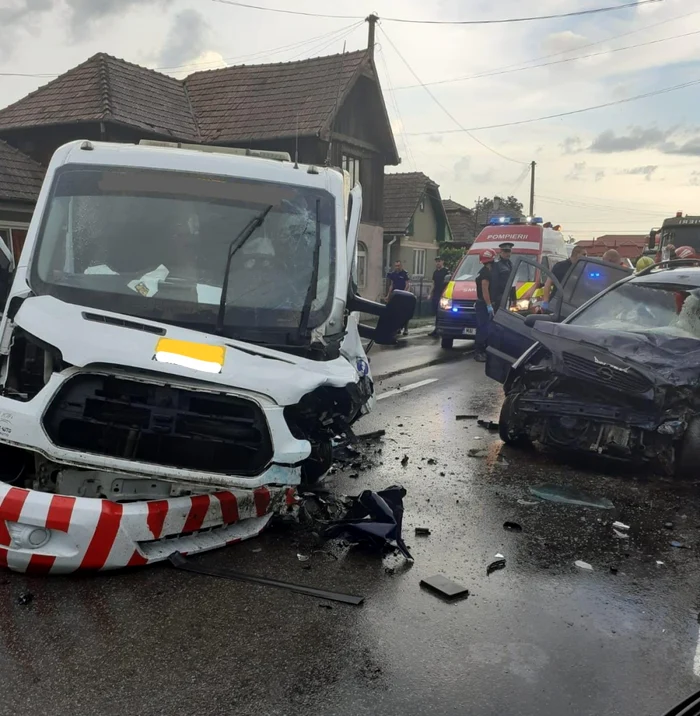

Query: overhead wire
208 0 664 25
407 77 700 134
286 21 363 61
395 28 700 90
378 25 527 165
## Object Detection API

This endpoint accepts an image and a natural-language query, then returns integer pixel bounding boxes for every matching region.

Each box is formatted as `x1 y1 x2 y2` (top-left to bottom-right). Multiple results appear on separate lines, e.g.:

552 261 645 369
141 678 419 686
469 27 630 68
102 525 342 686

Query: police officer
491 241 514 310
474 249 496 362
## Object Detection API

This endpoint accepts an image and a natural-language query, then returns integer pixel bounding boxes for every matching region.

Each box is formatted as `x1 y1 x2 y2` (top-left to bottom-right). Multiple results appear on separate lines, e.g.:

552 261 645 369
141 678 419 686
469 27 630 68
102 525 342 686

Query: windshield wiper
215 205 273 335
298 199 322 340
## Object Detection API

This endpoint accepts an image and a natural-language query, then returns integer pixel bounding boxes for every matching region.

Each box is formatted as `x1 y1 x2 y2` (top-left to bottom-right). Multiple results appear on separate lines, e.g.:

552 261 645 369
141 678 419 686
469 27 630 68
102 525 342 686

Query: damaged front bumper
0 482 296 574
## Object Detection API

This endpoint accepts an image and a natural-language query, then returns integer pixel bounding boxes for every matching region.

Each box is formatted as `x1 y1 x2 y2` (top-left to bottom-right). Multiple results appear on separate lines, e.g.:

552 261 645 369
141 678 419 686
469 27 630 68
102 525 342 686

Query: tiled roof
383 172 435 234
0 53 199 139
185 50 367 142
0 140 45 203
443 199 474 243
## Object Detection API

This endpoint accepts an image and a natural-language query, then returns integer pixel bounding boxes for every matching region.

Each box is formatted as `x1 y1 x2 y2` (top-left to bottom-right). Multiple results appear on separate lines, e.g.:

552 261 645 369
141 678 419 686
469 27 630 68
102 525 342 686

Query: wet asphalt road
3 347 700 716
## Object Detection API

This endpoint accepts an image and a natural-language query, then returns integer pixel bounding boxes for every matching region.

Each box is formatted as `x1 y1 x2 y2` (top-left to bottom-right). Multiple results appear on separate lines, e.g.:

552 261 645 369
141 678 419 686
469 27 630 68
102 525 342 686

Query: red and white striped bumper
0 483 295 574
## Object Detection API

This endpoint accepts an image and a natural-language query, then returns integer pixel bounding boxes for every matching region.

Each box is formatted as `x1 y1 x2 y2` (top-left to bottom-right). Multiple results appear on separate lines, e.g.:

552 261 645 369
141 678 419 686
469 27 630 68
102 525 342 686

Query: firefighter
491 241 514 310
635 256 654 273
474 248 496 363
675 245 696 259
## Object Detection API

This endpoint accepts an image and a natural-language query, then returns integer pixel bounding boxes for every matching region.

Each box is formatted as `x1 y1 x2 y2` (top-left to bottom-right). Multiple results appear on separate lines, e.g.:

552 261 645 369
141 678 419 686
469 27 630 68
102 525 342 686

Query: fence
408 276 434 318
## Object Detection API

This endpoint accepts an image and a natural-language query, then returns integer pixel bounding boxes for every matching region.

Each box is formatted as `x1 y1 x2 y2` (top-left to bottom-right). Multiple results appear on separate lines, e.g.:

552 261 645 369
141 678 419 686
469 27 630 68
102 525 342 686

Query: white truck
0 140 413 573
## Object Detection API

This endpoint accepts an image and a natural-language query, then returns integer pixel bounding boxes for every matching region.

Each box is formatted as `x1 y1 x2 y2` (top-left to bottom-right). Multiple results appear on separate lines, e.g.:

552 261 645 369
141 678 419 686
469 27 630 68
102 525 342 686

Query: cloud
453 156 471 181
472 169 494 184
565 162 586 181
427 134 444 144
541 31 589 55
594 171 605 183
560 136 583 155
158 10 212 69
590 126 673 153
65 0 172 38
619 165 658 181
690 171 700 186
661 137 700 157
0 0 52 60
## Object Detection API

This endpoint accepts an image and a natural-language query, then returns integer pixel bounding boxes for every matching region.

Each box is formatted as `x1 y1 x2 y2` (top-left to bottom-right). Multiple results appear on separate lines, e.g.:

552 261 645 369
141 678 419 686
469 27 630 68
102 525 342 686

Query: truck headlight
439 297 452 310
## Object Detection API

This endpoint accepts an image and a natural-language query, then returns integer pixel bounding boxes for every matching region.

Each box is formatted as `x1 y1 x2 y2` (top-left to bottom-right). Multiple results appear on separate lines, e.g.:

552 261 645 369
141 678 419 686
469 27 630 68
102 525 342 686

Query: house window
356 241 367 289
412 248 426 277
342 154 360 187
0 225 28 263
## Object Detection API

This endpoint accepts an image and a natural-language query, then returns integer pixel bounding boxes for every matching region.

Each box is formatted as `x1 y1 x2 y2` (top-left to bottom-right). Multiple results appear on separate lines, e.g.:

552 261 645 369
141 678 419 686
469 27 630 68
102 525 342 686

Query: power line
208 0 664 24
407 78 700 135
379 25 527 165
395 28 700 91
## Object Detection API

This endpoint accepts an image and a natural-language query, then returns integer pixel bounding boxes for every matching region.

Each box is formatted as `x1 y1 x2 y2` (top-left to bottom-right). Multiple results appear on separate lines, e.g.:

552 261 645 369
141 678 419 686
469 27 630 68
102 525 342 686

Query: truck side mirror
348 290 416 345
443 273 452 284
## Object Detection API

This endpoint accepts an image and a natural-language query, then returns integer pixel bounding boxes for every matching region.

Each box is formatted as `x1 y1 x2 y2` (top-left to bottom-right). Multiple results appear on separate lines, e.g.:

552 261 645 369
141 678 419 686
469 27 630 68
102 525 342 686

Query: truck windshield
569 281 700 341
30 166 336 343
454 254 536 282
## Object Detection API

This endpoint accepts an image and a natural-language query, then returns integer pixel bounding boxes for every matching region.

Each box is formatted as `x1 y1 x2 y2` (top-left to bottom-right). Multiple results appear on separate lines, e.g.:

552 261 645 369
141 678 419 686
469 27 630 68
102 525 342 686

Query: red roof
575 234 647 260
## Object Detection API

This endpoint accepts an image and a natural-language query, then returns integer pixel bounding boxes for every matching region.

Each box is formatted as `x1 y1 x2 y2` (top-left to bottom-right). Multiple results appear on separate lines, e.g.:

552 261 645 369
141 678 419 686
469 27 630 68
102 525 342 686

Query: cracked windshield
1 1 700 716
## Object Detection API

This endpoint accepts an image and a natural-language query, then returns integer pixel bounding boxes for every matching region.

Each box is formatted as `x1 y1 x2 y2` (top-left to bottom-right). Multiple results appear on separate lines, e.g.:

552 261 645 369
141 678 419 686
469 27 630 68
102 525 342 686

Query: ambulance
436 218 567 348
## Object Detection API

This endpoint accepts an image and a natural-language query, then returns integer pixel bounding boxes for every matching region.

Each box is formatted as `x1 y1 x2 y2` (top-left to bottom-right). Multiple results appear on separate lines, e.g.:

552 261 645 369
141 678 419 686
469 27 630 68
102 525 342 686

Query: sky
0 0 699 240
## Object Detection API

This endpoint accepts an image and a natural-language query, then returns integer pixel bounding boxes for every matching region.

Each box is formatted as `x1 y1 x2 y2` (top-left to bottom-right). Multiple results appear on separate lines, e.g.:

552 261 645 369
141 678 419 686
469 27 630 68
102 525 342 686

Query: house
575 234 648 262
0 139 44 261
382 172 451 300
0 46 399 296
442 198 475 246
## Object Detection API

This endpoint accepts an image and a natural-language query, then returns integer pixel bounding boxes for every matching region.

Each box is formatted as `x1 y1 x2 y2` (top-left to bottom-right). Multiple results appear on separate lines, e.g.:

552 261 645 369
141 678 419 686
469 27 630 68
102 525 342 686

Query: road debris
477 419 500 431
322 485 413 561
613 529 629 539
530 484 615 510
468 448 486 457
455 414 478 421
401 455 409 467
517 499 539 506
415 527 431 536
610 566 619 575
670 540 691 549
612 521 630 531
420 574 469 600
574 560 594 571
17 592 33 606
297 553 310 562
487 558 507 576
503 521 523 532
657 561 665 566
664 522 674 530
169 552 364 606
355 430 386 441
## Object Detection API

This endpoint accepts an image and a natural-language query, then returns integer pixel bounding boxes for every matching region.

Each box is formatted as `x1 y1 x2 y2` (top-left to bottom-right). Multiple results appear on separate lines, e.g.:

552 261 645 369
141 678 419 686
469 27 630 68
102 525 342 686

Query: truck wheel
441 337 454 350
499 393 531 447
675 417 700 479
301 440 333 485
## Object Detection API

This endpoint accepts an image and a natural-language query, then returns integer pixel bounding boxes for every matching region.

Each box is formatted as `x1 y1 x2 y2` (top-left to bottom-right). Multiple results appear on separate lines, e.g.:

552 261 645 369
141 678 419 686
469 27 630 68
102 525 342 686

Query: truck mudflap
0 483 296 574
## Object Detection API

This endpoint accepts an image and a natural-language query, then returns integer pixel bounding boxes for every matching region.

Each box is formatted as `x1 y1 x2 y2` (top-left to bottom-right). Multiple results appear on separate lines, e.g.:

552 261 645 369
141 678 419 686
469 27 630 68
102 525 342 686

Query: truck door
486 256 561 383
551 257 631 319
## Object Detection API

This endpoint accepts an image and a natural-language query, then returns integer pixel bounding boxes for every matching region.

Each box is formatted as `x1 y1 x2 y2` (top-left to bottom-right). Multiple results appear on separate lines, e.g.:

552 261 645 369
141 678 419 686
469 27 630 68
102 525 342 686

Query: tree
474 195 524 227
438 244 466 270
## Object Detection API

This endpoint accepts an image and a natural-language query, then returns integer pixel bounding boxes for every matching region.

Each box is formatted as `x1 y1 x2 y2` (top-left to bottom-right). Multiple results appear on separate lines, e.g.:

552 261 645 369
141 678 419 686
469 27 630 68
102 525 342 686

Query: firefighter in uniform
474 248 496 362
491 241 515 311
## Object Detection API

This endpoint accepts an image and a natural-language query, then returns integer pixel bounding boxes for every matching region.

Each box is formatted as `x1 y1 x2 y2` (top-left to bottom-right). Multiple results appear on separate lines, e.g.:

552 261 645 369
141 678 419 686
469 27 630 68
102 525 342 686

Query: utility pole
529 161 536 217
366 13 378 59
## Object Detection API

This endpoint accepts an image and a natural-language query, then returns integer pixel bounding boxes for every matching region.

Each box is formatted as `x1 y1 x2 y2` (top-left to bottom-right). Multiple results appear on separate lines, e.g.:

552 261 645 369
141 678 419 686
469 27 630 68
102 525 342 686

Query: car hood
533 321 700 387
13 295 360 405
450 281 477 300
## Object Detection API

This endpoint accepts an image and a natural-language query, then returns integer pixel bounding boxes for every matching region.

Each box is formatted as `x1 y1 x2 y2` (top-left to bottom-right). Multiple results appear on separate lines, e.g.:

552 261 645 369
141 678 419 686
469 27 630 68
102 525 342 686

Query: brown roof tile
185 50 367 143
443 199 474 242
0 140 45 203
0 54 198 139
383 172 435 234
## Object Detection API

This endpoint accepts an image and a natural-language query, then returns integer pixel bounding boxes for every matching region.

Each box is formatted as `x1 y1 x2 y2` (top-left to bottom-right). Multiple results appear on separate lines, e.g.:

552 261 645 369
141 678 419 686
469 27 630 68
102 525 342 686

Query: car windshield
454 254 536 282
569 280 700 340
30 166 336 344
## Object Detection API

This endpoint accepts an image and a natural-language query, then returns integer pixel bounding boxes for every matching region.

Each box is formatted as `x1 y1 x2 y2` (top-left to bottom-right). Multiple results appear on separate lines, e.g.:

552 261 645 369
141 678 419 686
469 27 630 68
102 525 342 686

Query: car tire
301 440 333 485
675 417 700 479
441 337 454 350
499 393 532 447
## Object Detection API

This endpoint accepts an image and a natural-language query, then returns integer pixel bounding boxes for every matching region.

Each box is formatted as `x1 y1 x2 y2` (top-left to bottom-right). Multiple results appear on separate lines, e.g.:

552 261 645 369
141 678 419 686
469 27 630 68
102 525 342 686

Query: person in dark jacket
474 248 496 362
491 242 514 310
428 256 450 337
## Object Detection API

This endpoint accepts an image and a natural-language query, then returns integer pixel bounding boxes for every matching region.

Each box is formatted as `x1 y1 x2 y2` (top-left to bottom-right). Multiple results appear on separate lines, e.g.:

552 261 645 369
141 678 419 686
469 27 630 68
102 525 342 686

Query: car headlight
439 297 453 310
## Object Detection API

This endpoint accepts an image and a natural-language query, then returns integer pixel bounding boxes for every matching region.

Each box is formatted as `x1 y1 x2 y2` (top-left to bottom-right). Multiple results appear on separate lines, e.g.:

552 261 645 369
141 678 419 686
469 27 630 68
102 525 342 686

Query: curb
372 346 475 382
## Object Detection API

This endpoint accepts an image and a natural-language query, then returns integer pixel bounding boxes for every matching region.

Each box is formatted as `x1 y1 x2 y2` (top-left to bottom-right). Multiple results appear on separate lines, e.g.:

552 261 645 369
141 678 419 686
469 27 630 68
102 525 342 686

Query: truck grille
452 300 476 310
43 374 272 476
562 353 652 394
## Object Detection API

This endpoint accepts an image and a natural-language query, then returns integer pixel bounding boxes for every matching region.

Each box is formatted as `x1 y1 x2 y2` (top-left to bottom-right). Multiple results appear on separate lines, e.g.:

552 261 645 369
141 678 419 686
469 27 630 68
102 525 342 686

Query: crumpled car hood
533 321 700 387
13 295 360 405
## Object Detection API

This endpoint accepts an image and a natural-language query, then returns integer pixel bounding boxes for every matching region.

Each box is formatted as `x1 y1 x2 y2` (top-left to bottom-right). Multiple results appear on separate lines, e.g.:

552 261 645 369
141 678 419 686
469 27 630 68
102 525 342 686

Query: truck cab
0 140 413 573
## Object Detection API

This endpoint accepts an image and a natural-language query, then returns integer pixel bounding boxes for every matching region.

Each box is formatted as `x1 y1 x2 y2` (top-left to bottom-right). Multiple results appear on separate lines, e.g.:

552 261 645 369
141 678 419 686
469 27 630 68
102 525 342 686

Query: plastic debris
610 566 619 575
612 521 630 531
415 527 431 536
530 484 614 510
456 414 478 421
297 553 310 562
517 499 539 506
477 419 500 431
16 592 33 606
427 458 437 465
670 540 690 549
575 560 594 571
613 529 629 539
322 485 413 560
420 574 469 600
657 560 665 566
495 553 505 559
401 455 409 467
169 553 364 606
487 558 507 576
355 430 386 441
503 521 523 532
468 448 486 457
664 522 674 530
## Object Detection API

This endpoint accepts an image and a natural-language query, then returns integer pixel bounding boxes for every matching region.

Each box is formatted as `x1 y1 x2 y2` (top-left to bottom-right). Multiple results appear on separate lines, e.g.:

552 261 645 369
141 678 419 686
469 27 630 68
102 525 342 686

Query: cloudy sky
0 0 698 239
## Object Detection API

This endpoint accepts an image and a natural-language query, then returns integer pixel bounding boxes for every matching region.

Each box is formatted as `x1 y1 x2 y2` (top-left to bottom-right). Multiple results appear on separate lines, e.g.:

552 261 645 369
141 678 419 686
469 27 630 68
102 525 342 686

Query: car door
486 256 561 383
552 257 632 319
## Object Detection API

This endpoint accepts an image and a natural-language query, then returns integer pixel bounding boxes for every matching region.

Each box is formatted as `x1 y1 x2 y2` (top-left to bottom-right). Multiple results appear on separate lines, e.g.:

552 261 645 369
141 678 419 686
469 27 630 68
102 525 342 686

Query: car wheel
301 440 333 485
441 337 454 350
499 393 531 447
675 417 700 479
